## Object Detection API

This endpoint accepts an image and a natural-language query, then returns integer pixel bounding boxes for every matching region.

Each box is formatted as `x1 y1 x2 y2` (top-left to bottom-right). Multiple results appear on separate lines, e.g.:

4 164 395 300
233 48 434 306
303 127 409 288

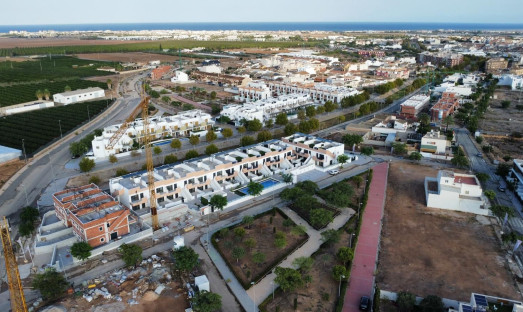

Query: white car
85 151 94 157
328 169 339 175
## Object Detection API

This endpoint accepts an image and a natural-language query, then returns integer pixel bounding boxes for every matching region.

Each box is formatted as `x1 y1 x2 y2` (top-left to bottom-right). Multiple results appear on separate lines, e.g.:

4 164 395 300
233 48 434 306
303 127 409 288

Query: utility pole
58 120 63 139
87 105 90 122
21 139 27 163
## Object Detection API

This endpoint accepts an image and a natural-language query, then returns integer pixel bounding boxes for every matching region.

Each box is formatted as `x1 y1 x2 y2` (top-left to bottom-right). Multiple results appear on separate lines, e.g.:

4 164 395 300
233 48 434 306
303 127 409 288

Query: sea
1 22 523 33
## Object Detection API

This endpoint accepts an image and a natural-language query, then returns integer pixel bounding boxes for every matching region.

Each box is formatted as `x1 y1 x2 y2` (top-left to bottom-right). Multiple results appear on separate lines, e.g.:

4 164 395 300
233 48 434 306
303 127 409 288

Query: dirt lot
0 159 25 188
376 162 520 301
77 52 182 63
481 90 523 160
0 38 147 49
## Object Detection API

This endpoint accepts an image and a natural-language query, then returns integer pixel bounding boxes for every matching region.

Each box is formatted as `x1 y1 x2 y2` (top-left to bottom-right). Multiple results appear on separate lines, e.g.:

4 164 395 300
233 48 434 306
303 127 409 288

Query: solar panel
474 294 488 307
462 304 473 312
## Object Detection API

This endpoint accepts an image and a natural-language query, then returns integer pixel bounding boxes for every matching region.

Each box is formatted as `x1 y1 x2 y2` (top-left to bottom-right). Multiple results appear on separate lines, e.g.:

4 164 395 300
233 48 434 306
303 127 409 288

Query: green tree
442 115 454 131
20 206 39 224
70 241 92 261
292 256 314 273
409 152 422 161
310 208 334 228
206 129 217 142
209 194 227 212
451 153 469 169
164 154 178 164
282 173 293 184
284 123 298 135
257 130 272 142
231 246 245 263
392 142 407 155
205 144 219 155
305 106 316 117
252 252 266 266
274 267 304 292
119 243 143 268
106 79 112 89
210 91 217 100
484 190 496 200
43 89 51 100
490 205 515 218
170 139 182 149
501 100 511 108
275 113 289 126
352 175 363 188
19 222 35 237
247 181 264 197
475 172 489 183
79 157 95 172
420 295 445 312
242 215 254 228
332 265 347 280
191 291 222 312
342 134 363 146
173 246 199 272
291 225 307 236
316 106 325 114
109 154 118 163
397 291 416 312
69 141 88 156
32 268 68 300
337 154 349 167
237 126 247 135
361 146 374 155
222 128 233 138
246 118 263 132
265 119 274 128
274 236 287 248
153 146 162 155
116 168 129 176
244 238 256 251
189 135 200 146
321 229 341 245
64 85 72 92
297 109 306 120
336 247 354 265
496 163 512 177
35 89 43 100
233 227 246 239
88 175 101 184
185 150 199 159
240 135 255 146
324 100 338 112
161 95 171 104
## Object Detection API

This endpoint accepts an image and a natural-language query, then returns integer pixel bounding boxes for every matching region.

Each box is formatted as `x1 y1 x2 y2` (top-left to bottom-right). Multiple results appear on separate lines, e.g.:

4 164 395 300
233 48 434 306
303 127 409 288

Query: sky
2 0 523 25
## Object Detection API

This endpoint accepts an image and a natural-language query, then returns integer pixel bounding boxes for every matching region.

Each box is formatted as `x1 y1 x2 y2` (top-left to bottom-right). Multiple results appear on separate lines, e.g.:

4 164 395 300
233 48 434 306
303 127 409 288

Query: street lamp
251 282 256 312
270 281 275 300
87 105 90 122
21 139 27 163
349 233 354 249
338 274 346 297
58 120 63 139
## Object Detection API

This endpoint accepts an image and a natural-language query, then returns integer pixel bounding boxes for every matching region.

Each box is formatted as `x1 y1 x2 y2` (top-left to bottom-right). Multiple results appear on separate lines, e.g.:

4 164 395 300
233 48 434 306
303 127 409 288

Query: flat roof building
430 92 460 121
53 87 105 105
400 94 430 118
421 130 449 154
268 82 361 104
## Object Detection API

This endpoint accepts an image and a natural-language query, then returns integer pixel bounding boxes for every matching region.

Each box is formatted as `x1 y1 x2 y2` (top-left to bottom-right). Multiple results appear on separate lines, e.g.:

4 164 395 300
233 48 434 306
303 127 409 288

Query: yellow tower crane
1 217 27 312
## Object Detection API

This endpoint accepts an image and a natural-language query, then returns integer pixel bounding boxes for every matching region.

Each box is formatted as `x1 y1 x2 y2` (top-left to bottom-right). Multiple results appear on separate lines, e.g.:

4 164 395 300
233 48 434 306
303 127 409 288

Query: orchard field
0 79 107 107
0 99 112 154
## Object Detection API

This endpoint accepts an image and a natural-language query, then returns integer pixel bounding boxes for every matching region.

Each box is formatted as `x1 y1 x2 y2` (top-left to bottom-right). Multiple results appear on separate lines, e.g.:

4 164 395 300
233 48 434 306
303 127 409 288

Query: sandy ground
0 159 25 189
77 52 182 63
0 38 147 49
376 162 520 301
481 90 523 160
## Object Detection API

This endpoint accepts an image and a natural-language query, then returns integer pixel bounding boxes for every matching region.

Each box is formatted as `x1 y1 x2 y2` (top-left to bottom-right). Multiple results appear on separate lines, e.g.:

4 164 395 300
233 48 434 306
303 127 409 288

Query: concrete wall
89 227 153 257
0 101 54 116
380 290 461 309
34 235 78 255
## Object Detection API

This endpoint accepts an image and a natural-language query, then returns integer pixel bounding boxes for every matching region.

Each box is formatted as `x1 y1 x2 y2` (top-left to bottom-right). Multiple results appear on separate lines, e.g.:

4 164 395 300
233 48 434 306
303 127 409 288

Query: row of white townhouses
92 109 213 158
109 133 348 212
267 82 362 104
221 93 310 125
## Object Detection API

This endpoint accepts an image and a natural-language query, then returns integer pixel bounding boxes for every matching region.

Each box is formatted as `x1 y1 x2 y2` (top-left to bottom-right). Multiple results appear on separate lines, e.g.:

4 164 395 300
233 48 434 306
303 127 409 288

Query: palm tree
43 89 51 101
35 89 43 100
442 115 454 132
64 85 72 92
106 79 112 90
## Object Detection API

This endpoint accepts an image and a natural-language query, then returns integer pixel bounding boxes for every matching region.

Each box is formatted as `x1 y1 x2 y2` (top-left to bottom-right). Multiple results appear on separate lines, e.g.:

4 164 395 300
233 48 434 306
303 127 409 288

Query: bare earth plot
376 162 520 301
77 52 182 63
0 38 147 49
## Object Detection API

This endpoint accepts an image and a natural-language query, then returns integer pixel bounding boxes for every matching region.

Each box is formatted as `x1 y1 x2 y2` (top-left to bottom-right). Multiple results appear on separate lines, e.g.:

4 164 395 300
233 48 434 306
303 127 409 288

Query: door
111 232 118 240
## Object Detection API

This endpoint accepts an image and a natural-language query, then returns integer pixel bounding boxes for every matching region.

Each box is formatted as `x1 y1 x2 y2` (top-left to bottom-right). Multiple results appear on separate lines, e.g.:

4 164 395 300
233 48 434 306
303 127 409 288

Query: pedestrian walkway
342 162 388 312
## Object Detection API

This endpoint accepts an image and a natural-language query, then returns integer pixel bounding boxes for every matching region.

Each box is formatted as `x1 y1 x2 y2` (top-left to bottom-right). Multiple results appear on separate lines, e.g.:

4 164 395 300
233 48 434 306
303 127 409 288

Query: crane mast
1 217 27 312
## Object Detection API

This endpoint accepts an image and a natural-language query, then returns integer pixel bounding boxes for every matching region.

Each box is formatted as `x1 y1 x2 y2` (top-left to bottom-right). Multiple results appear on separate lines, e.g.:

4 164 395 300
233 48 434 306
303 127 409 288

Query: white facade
496 75 523 90
92 109 214 158
53 87 105 105
197 64 222 74
421 131 449 154
222 94 310 125
0 101 54 116
425 170 488 215
170 71 190 83
237 81 271 102
509 159 523 202
109 134 348 211
268 82 362 104
434 84 473 97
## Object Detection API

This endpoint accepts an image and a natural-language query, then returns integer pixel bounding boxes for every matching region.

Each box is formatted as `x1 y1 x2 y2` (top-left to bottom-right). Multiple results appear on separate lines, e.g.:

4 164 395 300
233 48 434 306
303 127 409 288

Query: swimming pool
237 178 281 195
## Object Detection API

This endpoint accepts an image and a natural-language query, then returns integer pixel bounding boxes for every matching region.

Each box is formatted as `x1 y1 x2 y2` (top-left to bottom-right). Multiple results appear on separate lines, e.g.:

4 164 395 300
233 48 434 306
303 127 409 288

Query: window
100 238 105 242
99 226 103 231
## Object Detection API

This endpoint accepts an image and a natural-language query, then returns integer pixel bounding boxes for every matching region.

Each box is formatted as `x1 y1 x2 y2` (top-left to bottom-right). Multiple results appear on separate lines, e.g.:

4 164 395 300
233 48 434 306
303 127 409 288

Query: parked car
85 151 94 157
476 153 483 157
71 154 80 159
498 185 506 192
328 169 339 175
360 296 371 311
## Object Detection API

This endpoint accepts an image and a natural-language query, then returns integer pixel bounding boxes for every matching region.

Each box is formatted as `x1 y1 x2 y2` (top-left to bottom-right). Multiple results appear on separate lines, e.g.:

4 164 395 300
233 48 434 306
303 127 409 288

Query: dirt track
376 162 520 301
0 38 147 49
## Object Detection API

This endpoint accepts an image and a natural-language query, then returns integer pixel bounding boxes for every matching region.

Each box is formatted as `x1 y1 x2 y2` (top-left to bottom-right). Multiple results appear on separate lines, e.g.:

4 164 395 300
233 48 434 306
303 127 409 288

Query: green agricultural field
0 56 118 83
0 99 112 154
0 39 321 57
0 79 107 107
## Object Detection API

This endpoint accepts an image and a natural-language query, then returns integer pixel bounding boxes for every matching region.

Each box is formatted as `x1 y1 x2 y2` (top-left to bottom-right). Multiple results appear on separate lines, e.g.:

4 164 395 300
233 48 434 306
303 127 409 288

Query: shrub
185 150 199 159
115 168 129 176
88 175 101 184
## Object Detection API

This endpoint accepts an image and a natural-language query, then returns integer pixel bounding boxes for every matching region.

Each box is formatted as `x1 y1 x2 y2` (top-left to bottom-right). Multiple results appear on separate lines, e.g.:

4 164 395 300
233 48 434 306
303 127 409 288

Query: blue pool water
237 179 280 195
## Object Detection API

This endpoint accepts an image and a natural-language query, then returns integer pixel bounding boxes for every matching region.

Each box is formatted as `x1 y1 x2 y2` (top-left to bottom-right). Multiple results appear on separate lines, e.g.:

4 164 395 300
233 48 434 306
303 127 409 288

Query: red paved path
342 162 389 312
171 94 211 111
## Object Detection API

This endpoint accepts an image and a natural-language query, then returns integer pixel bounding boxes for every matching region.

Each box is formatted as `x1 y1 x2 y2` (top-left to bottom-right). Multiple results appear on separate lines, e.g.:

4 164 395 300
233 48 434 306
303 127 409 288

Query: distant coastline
1 22 523 33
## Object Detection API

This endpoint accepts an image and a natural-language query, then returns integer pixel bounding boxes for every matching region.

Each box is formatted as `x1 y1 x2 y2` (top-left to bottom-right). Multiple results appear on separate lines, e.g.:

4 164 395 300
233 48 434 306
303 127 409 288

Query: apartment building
425 170 488 215
268 82 361 104
109 134 347 211
400 94 430 118
509 159 523 202
358 50 386 57
92 109 214 158
237 81 271 102
151 65 172 80
486 57 508 74
222 94 310 125
53 87 105 105
420 131 449 154
430 92 460 121
191 71 249 87
375 67 410 79
53 184 131 247
417 52 464 67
